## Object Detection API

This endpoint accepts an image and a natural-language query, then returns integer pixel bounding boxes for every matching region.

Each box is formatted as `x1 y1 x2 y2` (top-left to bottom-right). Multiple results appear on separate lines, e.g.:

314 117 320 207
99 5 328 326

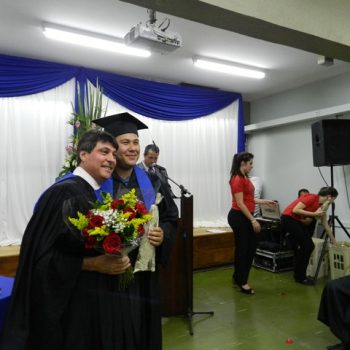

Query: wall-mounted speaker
311 119 350 166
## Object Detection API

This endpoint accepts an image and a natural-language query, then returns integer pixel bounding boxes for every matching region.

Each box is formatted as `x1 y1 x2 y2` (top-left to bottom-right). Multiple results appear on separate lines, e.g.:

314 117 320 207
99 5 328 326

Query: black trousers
227 209 257 286
280 215 315 280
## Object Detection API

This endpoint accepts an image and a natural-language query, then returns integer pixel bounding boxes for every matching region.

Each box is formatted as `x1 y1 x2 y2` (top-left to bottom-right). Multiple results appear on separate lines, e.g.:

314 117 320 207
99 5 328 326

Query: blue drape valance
0 53 244 150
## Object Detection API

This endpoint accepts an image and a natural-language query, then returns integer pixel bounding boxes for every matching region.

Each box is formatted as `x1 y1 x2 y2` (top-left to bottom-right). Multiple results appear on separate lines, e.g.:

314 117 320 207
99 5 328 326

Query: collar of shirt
73 167 100 190
141 161 150 171
118 176 130 186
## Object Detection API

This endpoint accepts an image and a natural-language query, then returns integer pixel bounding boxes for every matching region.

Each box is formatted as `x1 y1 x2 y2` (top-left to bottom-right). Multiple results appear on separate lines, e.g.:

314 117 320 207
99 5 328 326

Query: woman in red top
227 152 275 294
281 186 338 285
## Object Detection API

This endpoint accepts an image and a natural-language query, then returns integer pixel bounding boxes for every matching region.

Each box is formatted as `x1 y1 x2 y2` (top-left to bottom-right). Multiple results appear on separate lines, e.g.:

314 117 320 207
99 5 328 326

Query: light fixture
193 56 266 79
42 23 151 58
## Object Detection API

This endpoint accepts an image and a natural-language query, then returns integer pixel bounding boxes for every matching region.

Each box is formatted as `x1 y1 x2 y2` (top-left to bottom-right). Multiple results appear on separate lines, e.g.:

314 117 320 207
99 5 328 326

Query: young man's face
79 141 117 183
328 195 337 204
144 150 159 167
319 195 337 204
115 133 140 169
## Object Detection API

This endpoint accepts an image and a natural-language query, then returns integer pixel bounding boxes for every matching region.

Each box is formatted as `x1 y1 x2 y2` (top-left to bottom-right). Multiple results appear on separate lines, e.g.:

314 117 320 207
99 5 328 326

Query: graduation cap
92 112 148 137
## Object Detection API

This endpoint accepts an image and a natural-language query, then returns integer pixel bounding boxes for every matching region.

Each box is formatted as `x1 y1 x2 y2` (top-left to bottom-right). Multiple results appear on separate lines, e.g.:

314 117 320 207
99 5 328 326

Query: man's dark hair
77 129 118 165
144 144 159 156
298 188 309 197
318 186 338 198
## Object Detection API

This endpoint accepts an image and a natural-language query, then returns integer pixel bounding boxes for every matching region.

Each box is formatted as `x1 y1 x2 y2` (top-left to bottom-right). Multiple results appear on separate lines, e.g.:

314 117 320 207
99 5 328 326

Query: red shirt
230 175 255 213
282 194 320 221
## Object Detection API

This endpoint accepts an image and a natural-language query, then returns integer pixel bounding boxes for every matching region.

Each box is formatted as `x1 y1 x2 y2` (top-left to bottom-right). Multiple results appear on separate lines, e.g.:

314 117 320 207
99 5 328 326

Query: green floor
162 266 338 350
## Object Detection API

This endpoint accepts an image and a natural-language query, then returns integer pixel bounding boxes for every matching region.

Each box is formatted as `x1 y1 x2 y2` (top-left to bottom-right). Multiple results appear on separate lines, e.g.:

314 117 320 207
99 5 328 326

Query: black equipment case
253 248 294 272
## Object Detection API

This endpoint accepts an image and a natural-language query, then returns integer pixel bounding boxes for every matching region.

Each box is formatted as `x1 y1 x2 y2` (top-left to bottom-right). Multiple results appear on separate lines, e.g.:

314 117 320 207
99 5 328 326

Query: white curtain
0 82 239 244
0 80 75 245
101 96 239 227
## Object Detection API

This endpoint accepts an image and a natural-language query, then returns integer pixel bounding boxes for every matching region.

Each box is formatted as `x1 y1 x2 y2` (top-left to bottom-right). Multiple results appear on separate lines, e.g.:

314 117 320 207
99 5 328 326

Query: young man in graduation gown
0 130 139 350
93 112 179 350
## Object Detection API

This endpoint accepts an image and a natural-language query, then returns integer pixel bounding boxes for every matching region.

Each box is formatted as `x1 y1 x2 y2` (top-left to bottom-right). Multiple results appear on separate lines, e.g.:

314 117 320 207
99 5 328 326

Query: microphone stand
153 167 214 335
162 173 191 197
152 165 190 197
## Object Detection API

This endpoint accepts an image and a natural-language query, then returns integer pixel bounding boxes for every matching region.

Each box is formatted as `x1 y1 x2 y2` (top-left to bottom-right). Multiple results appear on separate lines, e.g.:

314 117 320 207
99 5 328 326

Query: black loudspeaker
311 119 350 166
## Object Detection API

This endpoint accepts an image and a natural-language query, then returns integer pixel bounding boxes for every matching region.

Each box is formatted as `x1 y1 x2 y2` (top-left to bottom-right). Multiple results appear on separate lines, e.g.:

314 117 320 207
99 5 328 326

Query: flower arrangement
68 189 153 288
58 82 106 177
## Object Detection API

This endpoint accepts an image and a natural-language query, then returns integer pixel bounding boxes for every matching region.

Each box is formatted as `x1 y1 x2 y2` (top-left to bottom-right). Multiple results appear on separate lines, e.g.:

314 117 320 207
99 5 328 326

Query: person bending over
281 186 337 286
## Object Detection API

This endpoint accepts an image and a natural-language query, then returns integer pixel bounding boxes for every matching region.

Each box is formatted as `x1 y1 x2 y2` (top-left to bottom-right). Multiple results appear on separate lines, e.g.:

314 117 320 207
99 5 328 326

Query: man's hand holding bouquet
68 188 153 289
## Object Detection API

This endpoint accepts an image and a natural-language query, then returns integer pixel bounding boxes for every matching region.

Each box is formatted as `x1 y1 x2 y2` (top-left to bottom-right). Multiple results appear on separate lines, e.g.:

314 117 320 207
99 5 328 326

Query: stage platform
0 228 235 276
0 245 20 277
193 227 234 270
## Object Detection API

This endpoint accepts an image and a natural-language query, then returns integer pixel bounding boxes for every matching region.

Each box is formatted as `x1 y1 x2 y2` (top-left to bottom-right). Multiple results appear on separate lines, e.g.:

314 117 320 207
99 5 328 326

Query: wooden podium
160 194 214 334
160 195 192 316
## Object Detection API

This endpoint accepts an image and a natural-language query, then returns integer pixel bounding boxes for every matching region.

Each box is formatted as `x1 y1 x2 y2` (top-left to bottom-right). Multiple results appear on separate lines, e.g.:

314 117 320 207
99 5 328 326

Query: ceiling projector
124 23 182 54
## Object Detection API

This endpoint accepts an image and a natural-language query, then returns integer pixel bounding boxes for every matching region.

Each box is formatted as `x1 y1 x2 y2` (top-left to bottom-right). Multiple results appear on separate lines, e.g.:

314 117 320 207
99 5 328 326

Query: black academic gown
318 275 350 345
1 176 180 350
112 169 179 350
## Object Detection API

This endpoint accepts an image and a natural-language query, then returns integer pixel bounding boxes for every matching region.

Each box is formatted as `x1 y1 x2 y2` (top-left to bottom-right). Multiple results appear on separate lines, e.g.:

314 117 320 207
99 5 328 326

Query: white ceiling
1 0 350 101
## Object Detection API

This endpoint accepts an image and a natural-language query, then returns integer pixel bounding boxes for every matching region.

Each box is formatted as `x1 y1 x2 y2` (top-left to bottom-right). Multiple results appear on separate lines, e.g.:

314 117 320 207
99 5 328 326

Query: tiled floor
162 266 338 350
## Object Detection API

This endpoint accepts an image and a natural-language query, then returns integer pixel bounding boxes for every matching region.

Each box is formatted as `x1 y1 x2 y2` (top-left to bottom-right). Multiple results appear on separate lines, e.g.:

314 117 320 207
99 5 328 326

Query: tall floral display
58 82 106 177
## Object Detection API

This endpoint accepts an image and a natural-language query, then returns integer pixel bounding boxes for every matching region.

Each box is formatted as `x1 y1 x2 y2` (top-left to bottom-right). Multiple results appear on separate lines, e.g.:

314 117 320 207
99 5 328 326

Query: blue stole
34 167 155 211
133 165 155 210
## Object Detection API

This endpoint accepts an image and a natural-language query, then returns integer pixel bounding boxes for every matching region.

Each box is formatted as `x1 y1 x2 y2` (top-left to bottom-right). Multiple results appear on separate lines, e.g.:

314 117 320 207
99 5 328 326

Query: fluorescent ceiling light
43 23 151 58
193 56 265 79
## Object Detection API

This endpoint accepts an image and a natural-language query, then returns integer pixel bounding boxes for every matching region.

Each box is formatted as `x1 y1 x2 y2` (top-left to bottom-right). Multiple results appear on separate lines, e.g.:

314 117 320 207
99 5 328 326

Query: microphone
151 163 191 196
151 163 165 171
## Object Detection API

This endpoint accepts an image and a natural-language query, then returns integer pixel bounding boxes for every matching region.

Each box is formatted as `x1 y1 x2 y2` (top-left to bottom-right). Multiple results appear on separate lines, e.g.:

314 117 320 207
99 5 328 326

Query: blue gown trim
133 166 156 210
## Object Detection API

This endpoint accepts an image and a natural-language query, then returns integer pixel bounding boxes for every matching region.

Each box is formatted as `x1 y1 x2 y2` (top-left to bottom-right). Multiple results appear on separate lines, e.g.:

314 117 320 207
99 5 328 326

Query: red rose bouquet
68 188 153 288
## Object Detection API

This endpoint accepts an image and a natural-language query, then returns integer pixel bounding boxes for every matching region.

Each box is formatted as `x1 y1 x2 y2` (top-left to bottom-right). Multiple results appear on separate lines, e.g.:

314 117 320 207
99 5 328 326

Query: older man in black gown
0 130 137 350
318 275 350 350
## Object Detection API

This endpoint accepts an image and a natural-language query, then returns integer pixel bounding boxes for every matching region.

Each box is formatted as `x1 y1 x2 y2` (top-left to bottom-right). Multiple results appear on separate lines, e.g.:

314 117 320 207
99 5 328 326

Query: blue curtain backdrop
0 53 245 151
